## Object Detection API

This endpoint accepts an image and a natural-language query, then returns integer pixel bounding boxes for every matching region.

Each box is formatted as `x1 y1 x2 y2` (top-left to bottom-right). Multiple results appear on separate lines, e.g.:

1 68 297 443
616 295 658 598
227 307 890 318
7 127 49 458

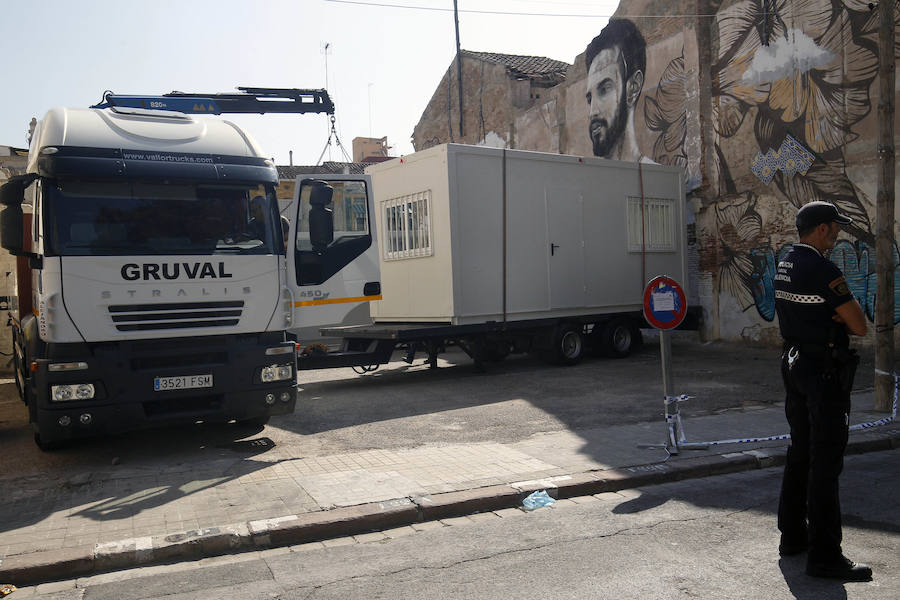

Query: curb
2 428 897 587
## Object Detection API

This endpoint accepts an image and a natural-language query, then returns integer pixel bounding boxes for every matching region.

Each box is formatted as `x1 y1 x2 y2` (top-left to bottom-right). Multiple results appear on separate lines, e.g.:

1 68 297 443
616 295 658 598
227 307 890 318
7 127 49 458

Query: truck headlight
51 383 95 402
260 364 294 382
265 346 294 356
49 361 89 372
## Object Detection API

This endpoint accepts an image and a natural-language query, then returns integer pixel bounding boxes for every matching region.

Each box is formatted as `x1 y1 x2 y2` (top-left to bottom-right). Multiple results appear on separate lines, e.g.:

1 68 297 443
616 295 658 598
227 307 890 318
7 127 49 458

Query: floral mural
643 0 898 326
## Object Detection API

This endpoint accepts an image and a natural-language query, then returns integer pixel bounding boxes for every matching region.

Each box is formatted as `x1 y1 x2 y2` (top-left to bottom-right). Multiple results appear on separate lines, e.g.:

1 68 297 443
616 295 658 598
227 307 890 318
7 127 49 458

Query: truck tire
544 323 584 366
595 317 642 358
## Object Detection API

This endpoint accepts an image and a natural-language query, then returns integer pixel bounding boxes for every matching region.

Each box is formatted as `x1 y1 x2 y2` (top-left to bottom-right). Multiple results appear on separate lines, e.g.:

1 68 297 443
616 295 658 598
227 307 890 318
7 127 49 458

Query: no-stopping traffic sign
643 276 687 330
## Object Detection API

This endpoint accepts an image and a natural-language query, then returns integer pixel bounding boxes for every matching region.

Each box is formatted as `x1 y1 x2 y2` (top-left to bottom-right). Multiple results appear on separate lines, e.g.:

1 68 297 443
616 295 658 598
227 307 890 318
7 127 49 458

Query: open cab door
285 175 381 343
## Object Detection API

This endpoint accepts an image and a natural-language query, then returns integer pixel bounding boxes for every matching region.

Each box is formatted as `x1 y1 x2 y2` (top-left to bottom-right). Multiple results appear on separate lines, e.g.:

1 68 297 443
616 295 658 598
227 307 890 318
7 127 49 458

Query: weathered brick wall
412 56 526 150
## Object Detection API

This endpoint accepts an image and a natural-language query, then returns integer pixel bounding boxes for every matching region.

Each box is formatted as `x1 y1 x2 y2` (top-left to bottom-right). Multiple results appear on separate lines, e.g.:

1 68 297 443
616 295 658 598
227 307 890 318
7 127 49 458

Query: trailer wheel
545 323 584 366
595 317 642 358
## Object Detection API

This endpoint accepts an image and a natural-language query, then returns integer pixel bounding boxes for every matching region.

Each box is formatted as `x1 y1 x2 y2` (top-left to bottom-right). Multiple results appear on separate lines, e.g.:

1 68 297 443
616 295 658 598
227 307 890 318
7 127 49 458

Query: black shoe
779 539 807 556
806 556 873 581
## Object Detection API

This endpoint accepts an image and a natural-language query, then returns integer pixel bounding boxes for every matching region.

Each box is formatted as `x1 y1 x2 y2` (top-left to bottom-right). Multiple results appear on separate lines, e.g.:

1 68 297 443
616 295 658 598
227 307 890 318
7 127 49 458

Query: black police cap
796 201 852 231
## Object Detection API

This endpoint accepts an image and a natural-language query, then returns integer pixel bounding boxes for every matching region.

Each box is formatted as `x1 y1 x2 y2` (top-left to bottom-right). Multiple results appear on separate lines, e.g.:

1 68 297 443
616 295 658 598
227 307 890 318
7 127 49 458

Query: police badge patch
829 277 851 297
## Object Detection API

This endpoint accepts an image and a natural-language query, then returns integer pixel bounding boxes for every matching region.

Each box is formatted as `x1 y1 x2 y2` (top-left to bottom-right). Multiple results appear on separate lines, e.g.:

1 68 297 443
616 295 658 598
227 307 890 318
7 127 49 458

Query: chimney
289 150 293 167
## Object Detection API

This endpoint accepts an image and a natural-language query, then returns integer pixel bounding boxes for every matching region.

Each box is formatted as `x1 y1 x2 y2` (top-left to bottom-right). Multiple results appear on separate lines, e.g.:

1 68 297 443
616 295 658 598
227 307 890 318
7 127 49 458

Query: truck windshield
44 180 281 256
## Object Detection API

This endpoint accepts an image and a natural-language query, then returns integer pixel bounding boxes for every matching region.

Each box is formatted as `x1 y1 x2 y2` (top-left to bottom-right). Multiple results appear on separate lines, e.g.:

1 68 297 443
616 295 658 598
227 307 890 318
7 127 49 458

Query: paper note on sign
652 291 676 312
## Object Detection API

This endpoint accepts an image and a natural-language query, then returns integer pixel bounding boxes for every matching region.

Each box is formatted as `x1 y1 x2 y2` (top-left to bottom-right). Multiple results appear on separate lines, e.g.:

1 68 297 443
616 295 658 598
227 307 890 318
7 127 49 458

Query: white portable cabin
366 144 687 326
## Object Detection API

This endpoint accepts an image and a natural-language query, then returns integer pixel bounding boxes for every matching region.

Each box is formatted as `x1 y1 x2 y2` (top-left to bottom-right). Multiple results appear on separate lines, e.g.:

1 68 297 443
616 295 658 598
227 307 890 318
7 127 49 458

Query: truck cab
0 104 375 448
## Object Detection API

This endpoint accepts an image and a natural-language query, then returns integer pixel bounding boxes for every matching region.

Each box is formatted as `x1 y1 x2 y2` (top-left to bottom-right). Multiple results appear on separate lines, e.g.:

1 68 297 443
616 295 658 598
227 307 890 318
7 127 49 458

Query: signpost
643 276 687 454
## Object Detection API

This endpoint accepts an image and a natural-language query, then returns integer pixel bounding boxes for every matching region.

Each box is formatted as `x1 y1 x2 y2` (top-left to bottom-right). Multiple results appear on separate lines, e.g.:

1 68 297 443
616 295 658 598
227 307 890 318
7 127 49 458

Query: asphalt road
17 449 898 599
0 331 876 481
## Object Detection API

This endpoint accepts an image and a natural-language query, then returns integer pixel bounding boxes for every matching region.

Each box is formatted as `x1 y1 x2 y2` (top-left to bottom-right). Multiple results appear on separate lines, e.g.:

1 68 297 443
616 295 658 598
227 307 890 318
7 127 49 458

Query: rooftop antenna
368 83 374 137
316 41 350 166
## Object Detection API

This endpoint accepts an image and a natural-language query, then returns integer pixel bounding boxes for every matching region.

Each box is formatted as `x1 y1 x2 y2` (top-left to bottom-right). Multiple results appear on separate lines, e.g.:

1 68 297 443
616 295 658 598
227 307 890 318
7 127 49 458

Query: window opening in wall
627 196 676 252
383 190 433 260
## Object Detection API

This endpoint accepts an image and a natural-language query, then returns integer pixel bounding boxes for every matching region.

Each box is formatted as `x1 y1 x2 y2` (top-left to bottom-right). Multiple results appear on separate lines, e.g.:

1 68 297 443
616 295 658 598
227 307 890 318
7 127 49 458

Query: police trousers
777 346 858 562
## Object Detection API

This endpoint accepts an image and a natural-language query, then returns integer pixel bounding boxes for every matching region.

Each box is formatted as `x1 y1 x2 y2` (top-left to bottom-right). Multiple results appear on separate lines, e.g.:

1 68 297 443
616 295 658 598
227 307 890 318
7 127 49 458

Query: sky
1 0 620 166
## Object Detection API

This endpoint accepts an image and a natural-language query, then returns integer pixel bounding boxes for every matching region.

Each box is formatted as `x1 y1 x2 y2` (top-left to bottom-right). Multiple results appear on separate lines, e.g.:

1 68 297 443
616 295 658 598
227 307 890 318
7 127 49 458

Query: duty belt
783 340 843 356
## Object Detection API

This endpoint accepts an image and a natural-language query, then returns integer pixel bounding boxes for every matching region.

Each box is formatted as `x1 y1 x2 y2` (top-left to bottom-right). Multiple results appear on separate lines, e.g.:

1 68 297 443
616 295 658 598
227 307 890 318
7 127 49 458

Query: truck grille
108 301 243 331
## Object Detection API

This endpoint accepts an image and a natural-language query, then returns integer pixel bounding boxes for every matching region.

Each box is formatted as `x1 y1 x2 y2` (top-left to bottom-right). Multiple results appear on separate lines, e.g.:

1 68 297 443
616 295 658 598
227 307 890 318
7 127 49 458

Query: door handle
550 243 559 256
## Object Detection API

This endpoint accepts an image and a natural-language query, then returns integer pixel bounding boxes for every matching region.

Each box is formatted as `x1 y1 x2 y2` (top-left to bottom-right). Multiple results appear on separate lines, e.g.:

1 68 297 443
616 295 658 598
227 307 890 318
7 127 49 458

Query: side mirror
0 203 24 255
305 179 334 208
0 176 29 256
302 179 334 254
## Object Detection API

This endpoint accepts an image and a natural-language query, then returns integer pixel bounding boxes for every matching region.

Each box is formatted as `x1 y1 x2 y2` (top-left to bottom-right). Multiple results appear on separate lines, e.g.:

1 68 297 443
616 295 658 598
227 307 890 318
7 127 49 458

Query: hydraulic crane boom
91 86 334 115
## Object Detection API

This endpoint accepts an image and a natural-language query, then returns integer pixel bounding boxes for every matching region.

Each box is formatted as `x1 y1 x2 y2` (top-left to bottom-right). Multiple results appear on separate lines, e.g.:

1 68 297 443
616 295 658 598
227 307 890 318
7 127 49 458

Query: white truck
303 143 694 371
0 88 380 448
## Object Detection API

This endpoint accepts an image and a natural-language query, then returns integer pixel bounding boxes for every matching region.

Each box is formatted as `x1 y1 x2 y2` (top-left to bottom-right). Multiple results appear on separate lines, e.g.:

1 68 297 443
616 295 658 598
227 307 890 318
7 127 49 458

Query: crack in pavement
273 499 770 598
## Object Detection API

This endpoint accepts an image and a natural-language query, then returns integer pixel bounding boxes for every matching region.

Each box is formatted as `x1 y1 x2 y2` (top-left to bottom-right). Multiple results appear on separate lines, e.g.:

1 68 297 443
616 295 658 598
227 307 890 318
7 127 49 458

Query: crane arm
91 87 334 115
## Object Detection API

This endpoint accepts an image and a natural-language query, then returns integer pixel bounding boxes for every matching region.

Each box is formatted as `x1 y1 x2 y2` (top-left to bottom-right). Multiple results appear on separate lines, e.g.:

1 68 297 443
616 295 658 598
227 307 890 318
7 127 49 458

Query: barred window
627 196 676 252
383 191 433 260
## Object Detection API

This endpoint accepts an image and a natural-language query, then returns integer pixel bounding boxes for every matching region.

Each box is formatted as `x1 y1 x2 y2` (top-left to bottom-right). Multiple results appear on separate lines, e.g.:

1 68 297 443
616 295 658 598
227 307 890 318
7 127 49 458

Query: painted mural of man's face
586 46 629 158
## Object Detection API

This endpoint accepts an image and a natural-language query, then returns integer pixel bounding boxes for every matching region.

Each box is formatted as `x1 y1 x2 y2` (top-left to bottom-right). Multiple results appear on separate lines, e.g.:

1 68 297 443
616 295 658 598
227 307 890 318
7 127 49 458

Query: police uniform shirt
774 243 853 347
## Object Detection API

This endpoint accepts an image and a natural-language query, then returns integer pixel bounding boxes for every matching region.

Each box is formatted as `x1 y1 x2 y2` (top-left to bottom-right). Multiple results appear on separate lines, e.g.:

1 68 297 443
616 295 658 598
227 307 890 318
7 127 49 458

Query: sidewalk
0 389 897 587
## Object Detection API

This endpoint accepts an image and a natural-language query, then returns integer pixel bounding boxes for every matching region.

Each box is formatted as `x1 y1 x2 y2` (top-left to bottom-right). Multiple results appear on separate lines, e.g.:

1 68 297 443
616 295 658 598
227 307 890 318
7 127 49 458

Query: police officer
774 201 870 581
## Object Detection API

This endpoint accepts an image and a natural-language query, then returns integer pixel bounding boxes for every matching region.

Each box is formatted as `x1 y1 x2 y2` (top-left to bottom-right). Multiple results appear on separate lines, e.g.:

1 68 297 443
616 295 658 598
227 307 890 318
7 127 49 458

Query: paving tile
381 525 417 538
593 492 623 502
467 512 501 523
258 546 293 558
353 532 388 544
568 495 601 504
34 580 75 594
410 521 445 532
289 541 327 552
321 536 356 548
439 516 472 527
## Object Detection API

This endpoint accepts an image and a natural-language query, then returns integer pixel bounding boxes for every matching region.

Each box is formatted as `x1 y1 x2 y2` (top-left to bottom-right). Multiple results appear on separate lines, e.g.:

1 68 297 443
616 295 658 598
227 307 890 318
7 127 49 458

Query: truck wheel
596 318 642 358
544 323 584 366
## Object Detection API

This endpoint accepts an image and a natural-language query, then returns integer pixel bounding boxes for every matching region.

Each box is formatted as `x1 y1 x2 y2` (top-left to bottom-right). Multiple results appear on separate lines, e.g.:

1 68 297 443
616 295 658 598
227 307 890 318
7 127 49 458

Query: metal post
453 0 464 138
875 0 895 412
660 329 679 453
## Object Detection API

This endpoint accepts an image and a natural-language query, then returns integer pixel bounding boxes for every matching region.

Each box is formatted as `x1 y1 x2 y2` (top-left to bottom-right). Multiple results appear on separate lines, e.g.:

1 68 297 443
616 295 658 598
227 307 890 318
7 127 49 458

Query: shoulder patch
829 276 851 297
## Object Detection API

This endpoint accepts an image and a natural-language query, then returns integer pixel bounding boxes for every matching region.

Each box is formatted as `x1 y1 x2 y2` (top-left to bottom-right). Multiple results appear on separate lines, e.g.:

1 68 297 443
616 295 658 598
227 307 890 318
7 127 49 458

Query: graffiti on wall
633 1 899 324
714 191 900 324
584 19 656 163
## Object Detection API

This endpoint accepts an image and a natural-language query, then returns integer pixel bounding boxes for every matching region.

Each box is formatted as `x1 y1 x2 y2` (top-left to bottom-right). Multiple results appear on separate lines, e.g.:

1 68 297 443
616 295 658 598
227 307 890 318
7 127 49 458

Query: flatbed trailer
298 307 701 372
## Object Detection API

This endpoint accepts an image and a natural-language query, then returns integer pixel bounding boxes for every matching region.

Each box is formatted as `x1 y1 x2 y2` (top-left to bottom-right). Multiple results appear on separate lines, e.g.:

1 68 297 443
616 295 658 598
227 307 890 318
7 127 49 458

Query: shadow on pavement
778 557 848 600
0 393 278 535
291 333 800 437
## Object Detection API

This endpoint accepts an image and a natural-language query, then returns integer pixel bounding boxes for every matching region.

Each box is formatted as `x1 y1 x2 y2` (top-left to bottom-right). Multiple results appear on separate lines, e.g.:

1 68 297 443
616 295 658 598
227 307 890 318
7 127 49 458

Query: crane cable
316 114 352 166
